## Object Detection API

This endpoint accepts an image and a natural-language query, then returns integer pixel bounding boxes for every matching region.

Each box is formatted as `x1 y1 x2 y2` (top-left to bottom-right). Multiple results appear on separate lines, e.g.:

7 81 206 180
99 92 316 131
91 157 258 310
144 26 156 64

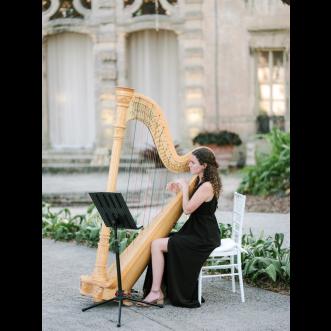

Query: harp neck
124 90 190 173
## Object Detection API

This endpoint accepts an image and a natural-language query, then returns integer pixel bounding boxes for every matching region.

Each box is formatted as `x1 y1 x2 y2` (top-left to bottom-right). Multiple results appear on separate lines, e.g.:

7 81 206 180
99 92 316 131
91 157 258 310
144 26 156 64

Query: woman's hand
175 178 188 189
166 181 181 193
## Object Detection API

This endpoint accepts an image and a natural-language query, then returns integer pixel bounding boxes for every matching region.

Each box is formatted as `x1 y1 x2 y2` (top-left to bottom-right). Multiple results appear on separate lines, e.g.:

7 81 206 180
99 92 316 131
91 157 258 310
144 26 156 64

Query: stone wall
42 0 290 153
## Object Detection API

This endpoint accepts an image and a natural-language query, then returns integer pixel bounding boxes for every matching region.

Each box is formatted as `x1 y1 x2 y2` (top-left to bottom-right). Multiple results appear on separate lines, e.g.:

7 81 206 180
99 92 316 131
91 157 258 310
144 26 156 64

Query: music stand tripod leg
117 296 122 327
81 297 117 312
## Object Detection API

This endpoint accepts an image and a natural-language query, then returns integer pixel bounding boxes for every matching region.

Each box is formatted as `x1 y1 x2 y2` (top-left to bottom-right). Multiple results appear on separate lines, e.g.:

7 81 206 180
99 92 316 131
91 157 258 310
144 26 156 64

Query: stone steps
42 165 109 174
42 151 95 170
42 150 155 174
42 154 94 164
42 190 173 207
42 163 155 174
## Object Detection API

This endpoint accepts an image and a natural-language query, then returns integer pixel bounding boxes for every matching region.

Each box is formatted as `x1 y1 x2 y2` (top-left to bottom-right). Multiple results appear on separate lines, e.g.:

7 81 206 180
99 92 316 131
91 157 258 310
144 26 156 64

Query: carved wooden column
92 87 134 283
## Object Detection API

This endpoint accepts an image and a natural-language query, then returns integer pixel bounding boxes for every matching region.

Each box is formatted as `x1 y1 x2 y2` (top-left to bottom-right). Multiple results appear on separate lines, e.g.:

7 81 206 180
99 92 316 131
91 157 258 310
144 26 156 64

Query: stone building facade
42 0 290 156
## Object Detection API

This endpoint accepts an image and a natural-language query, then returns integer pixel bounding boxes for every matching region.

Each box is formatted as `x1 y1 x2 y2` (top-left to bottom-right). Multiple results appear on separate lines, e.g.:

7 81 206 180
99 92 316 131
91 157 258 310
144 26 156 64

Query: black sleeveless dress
142 182 221 308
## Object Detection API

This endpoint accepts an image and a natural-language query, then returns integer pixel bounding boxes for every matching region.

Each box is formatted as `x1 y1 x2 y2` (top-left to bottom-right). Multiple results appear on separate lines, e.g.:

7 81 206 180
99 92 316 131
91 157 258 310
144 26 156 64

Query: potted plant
139 145 165 168
192 130 242 149
139 143 182 168
192 130 242 168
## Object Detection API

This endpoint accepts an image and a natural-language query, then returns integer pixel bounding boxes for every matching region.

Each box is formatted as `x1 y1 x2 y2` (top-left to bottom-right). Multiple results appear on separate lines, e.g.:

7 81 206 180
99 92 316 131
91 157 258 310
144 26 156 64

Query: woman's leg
143 238 169 302
151 238 169 291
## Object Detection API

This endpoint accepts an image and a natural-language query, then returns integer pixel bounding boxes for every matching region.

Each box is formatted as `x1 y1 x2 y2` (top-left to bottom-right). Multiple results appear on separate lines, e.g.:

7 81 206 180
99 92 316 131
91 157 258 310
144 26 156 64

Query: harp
80 87 197 302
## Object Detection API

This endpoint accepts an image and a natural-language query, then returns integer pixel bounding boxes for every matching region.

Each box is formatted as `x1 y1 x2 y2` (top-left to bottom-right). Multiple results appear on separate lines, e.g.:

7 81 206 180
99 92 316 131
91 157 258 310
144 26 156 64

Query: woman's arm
176 179 214 215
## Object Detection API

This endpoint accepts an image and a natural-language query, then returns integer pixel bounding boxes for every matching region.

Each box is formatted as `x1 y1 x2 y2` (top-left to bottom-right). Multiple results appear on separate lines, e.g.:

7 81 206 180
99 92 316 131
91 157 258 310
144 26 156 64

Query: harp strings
124 111 136 204
143 101 157 226
121 102 149 227
120 99 177 230
138 102 151 225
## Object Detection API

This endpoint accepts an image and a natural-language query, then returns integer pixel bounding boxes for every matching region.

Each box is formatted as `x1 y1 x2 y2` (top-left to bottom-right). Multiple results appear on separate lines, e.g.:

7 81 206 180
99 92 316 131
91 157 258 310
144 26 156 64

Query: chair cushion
210 238 237 256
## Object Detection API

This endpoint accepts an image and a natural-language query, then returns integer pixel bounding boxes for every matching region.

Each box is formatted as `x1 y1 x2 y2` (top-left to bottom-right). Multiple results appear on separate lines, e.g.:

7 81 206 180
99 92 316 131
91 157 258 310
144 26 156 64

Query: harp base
80 276 136 305
80 275 116 302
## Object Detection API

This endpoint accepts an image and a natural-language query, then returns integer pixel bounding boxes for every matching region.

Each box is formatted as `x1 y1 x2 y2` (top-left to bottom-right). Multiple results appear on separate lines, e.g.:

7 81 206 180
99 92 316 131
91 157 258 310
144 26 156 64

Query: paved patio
42 239 290 331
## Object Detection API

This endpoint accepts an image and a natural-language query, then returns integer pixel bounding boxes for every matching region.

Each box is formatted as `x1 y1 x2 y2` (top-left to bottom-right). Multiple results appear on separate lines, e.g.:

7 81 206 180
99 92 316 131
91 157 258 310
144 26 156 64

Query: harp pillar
80 87 134 300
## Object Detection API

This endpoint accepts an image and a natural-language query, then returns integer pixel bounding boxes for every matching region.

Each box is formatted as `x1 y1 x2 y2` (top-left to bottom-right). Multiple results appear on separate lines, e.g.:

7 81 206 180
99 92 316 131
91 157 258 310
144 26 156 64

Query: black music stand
81 192 163 328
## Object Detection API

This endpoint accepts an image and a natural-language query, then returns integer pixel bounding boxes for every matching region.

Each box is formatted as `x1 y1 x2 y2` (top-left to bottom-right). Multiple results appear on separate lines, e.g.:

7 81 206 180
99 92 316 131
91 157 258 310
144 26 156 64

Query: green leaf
119 239 128 253
264 264 277 282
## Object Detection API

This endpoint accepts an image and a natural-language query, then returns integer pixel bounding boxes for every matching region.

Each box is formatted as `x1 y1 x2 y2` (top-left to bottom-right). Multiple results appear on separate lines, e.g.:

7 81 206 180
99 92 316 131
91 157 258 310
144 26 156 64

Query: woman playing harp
80 87 220 306
141 147 222 308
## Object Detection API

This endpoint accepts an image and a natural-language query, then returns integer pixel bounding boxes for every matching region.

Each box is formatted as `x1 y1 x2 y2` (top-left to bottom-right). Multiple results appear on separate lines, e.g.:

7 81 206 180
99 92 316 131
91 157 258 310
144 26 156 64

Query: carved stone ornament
43 0 91 22
120 0 179 19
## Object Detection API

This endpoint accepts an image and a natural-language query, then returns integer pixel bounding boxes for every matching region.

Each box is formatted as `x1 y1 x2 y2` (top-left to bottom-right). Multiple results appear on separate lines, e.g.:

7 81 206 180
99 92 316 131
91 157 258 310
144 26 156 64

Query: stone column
182 1 205 146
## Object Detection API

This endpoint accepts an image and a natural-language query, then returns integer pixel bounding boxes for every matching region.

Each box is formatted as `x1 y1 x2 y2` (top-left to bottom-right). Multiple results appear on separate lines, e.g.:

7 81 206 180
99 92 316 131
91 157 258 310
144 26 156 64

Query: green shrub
42 202 139 252
74 204 102 247
218 222 232 238
42 203 290 287
109 229 139 253
241 231 290 284
204 224 290 286
42 202 84 241
238 128 290 196
192 130 242 146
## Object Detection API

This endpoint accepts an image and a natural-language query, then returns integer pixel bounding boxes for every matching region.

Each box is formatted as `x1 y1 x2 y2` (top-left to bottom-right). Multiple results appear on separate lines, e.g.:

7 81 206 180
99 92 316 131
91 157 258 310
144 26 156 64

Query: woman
141 147 222 308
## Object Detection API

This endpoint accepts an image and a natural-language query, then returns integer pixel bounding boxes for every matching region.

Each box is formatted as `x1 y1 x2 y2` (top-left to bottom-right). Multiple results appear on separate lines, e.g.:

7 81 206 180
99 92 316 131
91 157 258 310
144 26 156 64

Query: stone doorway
45 32 95 150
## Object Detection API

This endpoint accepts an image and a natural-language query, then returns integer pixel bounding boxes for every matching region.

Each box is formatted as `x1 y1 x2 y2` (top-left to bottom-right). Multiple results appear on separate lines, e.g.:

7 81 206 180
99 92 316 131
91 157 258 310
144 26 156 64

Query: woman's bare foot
143 289 164 304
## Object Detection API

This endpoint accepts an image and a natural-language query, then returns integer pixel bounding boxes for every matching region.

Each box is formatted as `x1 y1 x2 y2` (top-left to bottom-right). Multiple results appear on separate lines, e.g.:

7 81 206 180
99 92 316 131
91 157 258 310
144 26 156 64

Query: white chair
198 192 247 303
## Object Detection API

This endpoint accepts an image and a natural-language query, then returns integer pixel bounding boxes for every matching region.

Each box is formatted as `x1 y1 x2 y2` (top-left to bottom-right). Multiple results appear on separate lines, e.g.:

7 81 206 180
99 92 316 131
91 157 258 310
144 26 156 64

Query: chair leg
231 255 236 293
198 269 202 304
237 252 245 303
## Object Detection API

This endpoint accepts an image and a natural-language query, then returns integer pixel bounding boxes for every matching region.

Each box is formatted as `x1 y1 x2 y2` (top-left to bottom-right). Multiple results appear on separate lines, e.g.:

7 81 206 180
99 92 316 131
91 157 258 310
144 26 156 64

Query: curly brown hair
191 147 222 199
